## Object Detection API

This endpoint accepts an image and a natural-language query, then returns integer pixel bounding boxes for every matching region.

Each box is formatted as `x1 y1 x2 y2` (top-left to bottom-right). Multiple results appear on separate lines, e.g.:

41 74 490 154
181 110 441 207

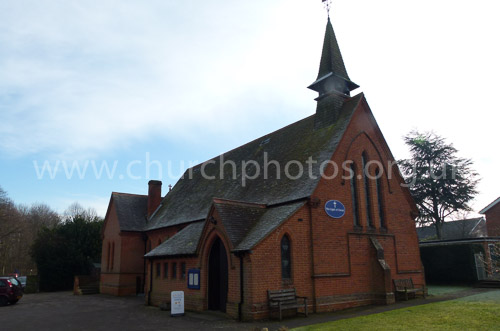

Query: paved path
0 288 496 331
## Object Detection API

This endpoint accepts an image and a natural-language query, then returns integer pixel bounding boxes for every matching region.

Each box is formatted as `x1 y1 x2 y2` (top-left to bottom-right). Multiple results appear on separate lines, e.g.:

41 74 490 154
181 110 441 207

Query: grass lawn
292 298 500 331
426 284 470 296
458 289 500 303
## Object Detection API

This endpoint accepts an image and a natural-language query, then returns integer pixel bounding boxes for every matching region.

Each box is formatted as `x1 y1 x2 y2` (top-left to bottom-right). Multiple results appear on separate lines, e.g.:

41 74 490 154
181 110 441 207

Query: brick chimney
147 180 162 218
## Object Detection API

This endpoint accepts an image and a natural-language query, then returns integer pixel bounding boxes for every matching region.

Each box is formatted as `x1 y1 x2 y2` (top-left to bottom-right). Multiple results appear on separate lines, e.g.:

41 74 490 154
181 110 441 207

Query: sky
0 0 498 217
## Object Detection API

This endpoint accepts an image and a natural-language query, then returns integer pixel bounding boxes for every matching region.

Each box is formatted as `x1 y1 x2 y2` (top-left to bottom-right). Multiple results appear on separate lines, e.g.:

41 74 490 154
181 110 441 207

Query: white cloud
0 0 499 212
0 0 317 158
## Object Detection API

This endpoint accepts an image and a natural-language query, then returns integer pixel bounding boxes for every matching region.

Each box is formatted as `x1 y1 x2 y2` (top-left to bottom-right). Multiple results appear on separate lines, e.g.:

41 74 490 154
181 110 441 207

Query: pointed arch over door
208 237 228 312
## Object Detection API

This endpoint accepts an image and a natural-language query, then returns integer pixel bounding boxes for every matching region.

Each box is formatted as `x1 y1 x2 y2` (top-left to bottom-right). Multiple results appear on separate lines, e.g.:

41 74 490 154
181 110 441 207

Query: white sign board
171 291 185 316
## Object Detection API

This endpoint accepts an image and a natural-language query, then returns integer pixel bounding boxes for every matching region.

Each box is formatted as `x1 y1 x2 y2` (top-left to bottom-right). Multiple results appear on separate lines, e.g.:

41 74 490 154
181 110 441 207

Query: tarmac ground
0 287 496 331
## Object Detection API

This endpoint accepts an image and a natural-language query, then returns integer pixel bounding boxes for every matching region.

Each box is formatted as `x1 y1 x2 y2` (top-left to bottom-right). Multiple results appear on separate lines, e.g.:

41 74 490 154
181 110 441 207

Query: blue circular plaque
325 200 346 218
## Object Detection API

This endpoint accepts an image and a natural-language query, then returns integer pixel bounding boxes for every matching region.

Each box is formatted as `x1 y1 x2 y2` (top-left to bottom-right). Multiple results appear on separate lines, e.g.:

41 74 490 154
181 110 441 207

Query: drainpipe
148 259 153 306
238 253 244 321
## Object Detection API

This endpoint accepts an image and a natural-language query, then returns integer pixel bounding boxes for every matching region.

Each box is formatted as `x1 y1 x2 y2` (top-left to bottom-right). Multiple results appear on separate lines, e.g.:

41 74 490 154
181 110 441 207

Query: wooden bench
268 288 308 321
393 278 426 301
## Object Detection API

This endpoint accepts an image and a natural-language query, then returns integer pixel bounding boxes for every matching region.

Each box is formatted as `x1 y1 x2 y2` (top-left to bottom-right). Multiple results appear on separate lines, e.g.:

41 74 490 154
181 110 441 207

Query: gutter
420 237 500 247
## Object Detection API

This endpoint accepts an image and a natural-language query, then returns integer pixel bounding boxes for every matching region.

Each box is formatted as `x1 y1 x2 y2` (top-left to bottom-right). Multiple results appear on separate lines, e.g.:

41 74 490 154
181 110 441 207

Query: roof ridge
148 93 364 231
450 217 484 221
187 114 315 171
213 198 266 208
190 93 363 172
113 192 148 197
480 197 500 214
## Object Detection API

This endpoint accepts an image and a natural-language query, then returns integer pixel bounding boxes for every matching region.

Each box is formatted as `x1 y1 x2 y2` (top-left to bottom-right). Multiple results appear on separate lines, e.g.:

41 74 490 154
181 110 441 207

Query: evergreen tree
31 204 103 291
399 131 479 239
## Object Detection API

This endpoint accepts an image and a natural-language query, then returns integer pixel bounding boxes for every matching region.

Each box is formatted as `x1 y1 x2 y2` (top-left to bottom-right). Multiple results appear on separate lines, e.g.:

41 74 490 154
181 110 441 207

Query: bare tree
63 202 99 222
0 186 25 275
0 186 61 275
25 203 60 230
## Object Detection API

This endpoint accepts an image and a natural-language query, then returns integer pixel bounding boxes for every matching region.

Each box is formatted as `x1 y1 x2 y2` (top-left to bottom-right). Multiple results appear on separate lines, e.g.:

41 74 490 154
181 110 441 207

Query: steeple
309 14 359 129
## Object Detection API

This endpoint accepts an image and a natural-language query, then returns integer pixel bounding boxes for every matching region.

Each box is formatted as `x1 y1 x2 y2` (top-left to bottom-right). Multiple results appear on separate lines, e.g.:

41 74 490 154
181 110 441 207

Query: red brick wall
100 199 123 295
308 99 424 309
244 205 312 320
146 227 180 253
244 98 424 318
107 96 425 318
101 198 179 296
485 203 500 237
144 214 244 319
146 257 204 310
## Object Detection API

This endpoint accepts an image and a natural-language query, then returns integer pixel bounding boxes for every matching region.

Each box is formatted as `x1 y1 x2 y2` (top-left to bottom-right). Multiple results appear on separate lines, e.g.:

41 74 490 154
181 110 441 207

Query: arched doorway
208 237 228 312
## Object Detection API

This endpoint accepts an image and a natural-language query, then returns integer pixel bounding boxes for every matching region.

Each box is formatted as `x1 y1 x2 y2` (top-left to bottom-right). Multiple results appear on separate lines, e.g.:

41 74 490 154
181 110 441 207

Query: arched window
362 153 374 228
106 242 111 271
147 240 151 252
110 242 115 270
350 163 360 227
281 235 291 280
375 167 386 229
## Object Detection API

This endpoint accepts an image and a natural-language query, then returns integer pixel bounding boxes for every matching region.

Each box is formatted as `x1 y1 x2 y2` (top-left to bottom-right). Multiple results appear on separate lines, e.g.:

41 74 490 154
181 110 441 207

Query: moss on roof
145 93 363 231
145 221 204 258
112 193 148 232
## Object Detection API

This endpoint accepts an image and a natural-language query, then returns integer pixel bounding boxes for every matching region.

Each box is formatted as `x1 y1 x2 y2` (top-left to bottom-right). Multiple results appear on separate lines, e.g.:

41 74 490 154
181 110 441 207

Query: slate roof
417 217 487 241
145 93 364 231
145 200 306 258
112 193 148 232
213 199 306 251
233 201 306 251
213 200 267 249
317 17 351 81
145 221 204 257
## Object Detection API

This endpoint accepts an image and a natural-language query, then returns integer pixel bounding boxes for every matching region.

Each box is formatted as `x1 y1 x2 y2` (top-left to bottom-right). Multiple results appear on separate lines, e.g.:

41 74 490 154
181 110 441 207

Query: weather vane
322 0 332 17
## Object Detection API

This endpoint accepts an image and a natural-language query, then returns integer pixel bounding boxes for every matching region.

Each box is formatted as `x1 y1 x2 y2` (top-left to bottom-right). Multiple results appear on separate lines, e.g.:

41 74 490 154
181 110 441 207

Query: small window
157 238 161 246
181 263 186 279
172 262 177 279
156 263 161 278
163 263 169 279
281 235 292 280
147 240 151 252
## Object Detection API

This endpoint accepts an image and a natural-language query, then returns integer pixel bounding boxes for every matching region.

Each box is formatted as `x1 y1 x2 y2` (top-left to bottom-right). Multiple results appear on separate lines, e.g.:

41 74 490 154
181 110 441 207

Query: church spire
309 5 359 129
317 17 351 84
308 17 358 98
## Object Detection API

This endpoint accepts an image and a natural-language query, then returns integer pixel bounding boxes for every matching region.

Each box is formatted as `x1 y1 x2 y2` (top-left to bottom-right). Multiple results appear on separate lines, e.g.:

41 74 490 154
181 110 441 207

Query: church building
100 12 425 321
